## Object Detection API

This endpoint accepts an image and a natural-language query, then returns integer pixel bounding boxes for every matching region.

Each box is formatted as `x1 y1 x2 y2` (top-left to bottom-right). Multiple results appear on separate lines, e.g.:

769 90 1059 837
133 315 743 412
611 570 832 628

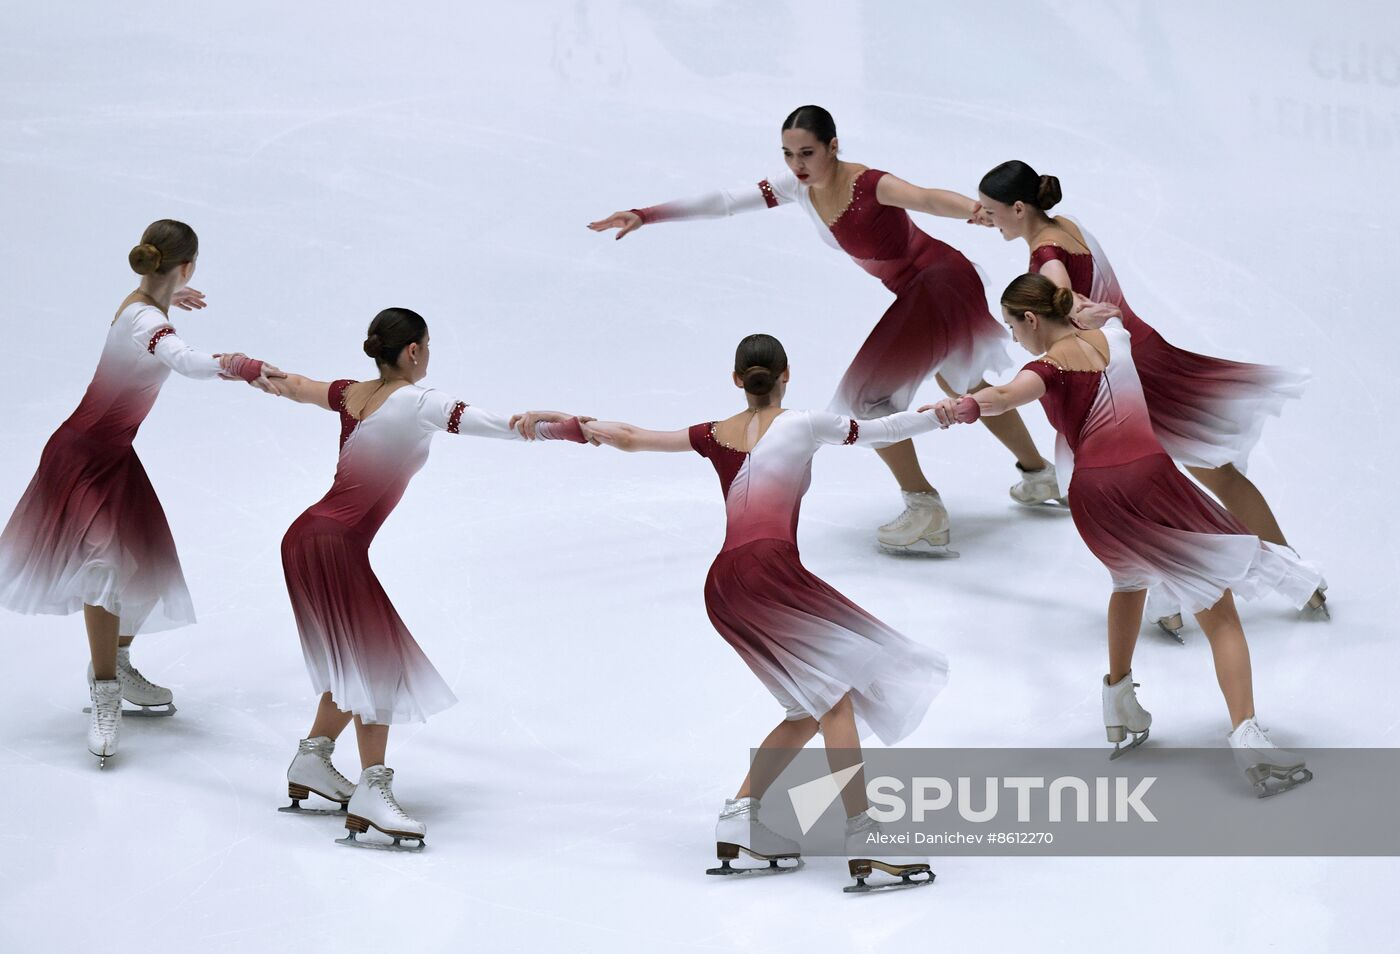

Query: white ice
1 1 1396 951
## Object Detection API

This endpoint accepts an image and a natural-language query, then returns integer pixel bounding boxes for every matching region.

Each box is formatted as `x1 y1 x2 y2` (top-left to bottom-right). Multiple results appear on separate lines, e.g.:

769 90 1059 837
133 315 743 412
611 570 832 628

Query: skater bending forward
266 307 589 849
583 333 948 890
930 275 1320 797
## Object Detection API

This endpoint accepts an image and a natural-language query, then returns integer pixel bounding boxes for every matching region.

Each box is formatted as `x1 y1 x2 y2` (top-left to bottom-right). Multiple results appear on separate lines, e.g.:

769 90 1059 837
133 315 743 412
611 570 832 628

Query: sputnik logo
787 763 864 835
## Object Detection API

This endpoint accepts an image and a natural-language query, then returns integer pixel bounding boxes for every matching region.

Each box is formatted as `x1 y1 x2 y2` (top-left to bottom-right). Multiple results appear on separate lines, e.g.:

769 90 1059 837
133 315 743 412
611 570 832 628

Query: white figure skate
706 796 802 876
1228 718 1313 798
843 811 933 893
279 737 355 815
1103 672 1152 759
1009 461 1067 507
87 677 122 768
84 646 175 716
877 491 956 556
337 765 425 851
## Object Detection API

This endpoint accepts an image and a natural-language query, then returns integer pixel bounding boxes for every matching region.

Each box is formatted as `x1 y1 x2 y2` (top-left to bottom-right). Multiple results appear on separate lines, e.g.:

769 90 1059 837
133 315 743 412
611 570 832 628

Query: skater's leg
1185 464 1288 547
354 717 389 770
1193 590 1256 728
1107 589 1147 683
818 694 868 818
937 374 1044 470
737 716 820 801
84 604 120 681
873 440 935 494
308 692 354 742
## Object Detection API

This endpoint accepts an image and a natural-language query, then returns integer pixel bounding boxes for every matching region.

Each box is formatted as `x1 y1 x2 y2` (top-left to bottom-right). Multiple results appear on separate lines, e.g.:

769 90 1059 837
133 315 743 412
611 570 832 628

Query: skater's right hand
171 286 207 311
587 210 643 241
1068 293 1120 330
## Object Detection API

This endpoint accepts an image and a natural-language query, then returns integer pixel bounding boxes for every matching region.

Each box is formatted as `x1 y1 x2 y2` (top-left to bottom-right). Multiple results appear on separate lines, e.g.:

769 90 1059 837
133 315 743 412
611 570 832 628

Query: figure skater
267 306 588 850
931 275 1319 797
974 160 1326 637
0 219 278 766
589 105 1059 555
583 333 947 891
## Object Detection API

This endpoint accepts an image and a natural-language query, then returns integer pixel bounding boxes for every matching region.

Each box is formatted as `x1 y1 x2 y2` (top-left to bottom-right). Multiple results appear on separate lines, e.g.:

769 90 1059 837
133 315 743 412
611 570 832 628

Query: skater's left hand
510 410 597 440
1068 293 1120 330
966 204 994 227
920 398 967 428
172 286 207 311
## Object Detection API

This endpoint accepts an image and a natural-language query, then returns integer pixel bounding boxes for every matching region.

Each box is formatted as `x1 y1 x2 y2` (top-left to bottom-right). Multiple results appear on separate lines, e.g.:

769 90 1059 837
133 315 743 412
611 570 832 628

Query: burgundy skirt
829 256 1011 420
1069 453 1321 615
1133 330 1307 472
703 538 947 745
281 512 456 725
0 424 195 635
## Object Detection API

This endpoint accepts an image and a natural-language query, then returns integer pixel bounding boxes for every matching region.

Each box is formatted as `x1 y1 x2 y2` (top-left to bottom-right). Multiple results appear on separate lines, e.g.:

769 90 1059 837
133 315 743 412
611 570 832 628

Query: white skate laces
87 679 122 766
116 647 169 700
1228 718 1313 798
338 765 426 851
1010 461 1067 507
281 737 355 814
367 767 413 822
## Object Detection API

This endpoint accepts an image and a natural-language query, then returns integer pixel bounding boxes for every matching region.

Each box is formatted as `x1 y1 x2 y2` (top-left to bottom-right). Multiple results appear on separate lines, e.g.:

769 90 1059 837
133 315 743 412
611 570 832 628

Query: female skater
267 307 588 850
0 219 278 767
583 333 947 891
931 276 1319 796
974 160 1326 636
589 105 1059 555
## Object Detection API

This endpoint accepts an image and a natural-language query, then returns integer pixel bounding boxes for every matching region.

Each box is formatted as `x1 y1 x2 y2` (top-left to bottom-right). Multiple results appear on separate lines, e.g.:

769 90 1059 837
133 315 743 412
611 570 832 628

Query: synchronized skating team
0 106 1326 892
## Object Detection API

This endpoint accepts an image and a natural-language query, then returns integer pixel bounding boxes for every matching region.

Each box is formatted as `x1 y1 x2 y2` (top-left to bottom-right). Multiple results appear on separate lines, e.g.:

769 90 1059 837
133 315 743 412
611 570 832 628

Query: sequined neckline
1032 242 1091 258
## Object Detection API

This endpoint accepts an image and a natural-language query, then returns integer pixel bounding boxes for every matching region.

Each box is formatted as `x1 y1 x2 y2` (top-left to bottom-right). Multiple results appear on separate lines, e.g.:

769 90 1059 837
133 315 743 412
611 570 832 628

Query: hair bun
362 334 384 358
1036 174 1062 210
128 242 163 276
1051 286 1076 318
742 365 777 396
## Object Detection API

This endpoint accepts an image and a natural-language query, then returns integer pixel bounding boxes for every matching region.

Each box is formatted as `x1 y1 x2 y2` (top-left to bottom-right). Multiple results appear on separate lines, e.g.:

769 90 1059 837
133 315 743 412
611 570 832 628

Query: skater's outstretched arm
875 175 983 223
269 374 335 410
809 408 945 448
925 371 1047 424
587 173 796 240
581 421 691 452
131 306 281 390
416 392 588 442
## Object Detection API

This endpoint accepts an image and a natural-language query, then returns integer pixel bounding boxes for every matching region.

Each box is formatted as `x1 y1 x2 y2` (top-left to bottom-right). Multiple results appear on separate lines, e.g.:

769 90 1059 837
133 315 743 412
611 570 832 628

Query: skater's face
1002 306 1044 354
781 129 838 187
979 194 1030 241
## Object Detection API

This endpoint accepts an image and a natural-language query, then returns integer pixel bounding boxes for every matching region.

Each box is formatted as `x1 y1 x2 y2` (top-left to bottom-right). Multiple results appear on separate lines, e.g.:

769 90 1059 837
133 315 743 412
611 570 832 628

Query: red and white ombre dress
1030 220 1307 472
1026 321 1321 614
0 302 238 635
689 409 949 743
281 381 584 725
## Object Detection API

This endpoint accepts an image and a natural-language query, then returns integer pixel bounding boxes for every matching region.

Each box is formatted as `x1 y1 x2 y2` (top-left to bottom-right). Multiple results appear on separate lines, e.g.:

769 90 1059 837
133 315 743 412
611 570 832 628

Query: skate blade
878 540 959 559
82 703 176 717
278 803 348 816
844 864 934 894
1108 728 1149 760
1011 497 1070 510
705 851 803 876
1250 766 1314 799
1301 600 1330 621
1154 616 1185 644
336 831 425 852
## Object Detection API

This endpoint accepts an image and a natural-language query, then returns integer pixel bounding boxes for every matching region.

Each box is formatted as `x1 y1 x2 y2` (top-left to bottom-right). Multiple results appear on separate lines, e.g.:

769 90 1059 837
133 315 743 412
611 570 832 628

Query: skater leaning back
931 274 1320 797
0 220 279 767
265 306 590 850
583 333 946 890
589 105 1060 555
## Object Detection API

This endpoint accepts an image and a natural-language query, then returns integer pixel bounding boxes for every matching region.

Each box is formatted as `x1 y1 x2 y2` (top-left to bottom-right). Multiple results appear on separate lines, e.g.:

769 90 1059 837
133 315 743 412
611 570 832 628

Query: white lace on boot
1009 461 1066 506
87 678 122 763
345 765 425 839
1103 672 1151 758
88 647 174 710
877 491 950 549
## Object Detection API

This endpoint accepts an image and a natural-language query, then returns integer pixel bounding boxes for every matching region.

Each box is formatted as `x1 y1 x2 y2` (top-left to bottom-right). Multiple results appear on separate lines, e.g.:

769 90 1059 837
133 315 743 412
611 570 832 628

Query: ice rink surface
2 1 1397 950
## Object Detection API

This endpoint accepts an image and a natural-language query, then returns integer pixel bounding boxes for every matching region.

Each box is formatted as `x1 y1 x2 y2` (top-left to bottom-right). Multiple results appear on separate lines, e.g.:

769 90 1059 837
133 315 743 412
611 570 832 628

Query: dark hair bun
129 243 162 276
1036 175 1062 210
362 334 384 359
1051 286 1075 318
742 366 777 396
